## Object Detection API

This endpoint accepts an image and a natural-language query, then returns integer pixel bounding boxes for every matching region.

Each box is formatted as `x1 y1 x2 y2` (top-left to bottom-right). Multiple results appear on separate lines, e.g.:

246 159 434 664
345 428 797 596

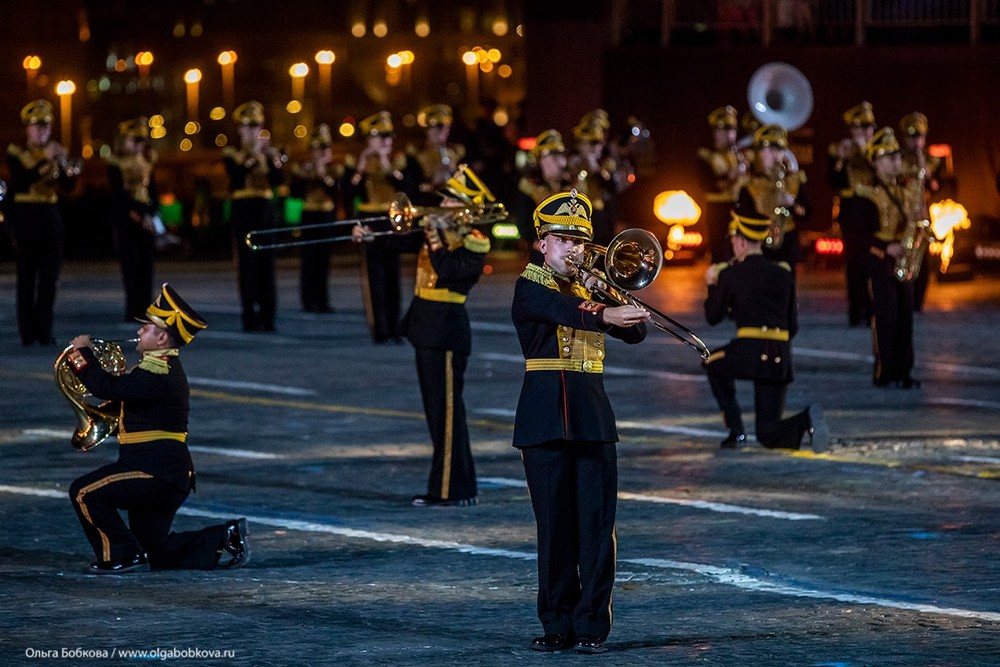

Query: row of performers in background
225 101 643 342
698 101 943 388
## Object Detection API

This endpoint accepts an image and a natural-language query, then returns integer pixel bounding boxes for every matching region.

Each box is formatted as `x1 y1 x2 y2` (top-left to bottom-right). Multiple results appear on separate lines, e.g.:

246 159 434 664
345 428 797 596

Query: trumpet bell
387 193 418 234
747 62 813 131
605 229 663 292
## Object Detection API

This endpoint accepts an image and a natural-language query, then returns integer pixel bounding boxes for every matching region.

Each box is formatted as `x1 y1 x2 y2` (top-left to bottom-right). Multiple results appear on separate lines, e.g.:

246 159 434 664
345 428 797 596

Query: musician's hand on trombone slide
350 223 374 244
599 304 650 329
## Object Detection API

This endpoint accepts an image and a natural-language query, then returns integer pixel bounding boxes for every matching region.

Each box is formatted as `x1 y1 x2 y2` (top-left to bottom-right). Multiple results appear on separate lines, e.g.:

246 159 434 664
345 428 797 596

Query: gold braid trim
138 349 179 375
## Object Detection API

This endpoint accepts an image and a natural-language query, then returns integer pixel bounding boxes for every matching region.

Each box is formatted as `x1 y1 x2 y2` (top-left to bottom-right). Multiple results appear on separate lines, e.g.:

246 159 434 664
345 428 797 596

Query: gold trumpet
245 192 507 250
569 229 712 359
54 338 138 451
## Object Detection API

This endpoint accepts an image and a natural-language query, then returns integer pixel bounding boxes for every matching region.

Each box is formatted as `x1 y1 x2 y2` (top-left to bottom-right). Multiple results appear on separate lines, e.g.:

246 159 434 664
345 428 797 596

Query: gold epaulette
222 146 239 159
463 229 490 254
137 349 178 375
520 262 558 290
853 183 876 199
7 143 23 157
777 261 792 272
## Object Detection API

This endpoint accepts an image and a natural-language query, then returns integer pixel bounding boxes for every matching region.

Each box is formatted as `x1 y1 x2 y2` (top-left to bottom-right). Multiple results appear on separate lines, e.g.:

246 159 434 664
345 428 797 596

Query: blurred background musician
697 105 746 263
898 111 941 313
514 129 570 263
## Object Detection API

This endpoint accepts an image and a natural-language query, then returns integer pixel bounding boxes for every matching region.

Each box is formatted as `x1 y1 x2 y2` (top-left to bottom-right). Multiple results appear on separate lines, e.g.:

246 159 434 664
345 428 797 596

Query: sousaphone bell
747 62 813 131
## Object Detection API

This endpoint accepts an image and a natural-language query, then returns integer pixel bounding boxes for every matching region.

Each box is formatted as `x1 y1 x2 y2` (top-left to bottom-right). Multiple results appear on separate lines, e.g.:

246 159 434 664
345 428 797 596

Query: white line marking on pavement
1 485 990 622
187 446 282 460
187 377 317 396
954 455 1000 464
479 477 823 520
926 397 1000 410
474 409 726 439
795 347 1000 378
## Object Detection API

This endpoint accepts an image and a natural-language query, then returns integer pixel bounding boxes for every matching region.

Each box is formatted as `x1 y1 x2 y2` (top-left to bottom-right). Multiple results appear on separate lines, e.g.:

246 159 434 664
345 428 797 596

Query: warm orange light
653 190 701 226
315 50 335 65
136 51 154 66
462 51 478 66
23 55 42 71
55 80 76 96
386 54 402 68
517 136 536 151
184 69 201 84
928 143 951 159
929 199 971 272
218 50 237 66
289 62 309 78
815 238 844 255
399 50 414 65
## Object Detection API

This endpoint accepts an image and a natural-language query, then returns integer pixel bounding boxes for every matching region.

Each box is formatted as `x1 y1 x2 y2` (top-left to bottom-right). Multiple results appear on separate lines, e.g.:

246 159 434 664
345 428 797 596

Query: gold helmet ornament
232 101 265 126
359 110 394 136
899 111 928 137
842 101 875 128
444 164 495 206
118 116 150 140
531 129 565 158
753 124 788 149
728 209 771 242
417 104 453 128
21 99 54 125
573 109 610 142
310 123 333 148
141 283 208 346
533 189 593 241
865 127 901 163
707 105 738 130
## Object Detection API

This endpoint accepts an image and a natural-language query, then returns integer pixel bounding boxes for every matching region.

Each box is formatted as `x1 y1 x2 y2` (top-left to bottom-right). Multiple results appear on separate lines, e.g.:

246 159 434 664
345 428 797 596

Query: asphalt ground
1 253 999 666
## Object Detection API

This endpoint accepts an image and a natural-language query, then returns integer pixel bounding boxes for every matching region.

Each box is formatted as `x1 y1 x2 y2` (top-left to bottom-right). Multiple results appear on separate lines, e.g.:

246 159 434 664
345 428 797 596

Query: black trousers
866 253 915 384
521 442 617 640
359 240 402 342
11 202 62 345
115 225 156 322
415 347 477 501
299 211 333 312
69 462 228 570
232 198 277 331
706 366 809 449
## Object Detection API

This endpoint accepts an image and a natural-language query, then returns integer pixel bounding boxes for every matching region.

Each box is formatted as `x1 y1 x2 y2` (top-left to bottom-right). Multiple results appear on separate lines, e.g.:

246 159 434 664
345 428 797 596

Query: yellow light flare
929 199 971 272
136 51 154 66
286 100 302 114
315 50 335 65
654 190 701 226
56 80 76 96
462 51 478 66
289 62 309 78
218 50 237 66
339 122 355 137
209 107 226 121
184 69 201 84
415 19 430 37
23 55 42 70
386 53 402 68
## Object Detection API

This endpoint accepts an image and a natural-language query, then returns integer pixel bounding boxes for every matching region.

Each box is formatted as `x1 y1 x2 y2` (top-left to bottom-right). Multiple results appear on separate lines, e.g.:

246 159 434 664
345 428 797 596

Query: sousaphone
747 62 813 131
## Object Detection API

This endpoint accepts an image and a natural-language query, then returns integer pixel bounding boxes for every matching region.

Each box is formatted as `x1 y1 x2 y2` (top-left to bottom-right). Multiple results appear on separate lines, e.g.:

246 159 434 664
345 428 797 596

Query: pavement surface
1 253 999 666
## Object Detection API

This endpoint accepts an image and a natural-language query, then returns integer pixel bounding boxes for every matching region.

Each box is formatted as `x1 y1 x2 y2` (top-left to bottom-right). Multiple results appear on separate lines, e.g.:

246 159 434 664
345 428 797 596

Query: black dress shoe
88 553 149 575
574 635 608 654
220 518 251 569
720 432 747 449
806 404 830 452
530 634 574 652
411 495 479 508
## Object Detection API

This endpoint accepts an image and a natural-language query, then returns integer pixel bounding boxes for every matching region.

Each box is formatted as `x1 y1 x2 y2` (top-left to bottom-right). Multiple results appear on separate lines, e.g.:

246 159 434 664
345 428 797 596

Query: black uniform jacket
705 254 797 383
511 264 646 448
70 347 194 491
401 230 489 354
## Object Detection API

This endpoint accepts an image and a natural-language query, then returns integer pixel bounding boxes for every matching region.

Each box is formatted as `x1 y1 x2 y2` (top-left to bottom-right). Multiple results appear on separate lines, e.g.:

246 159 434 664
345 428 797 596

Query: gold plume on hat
359 110 394 136
21 99 54 125
707 105 738 129
532 129 565 157
417 104 453 128
842 101 875 127
865 127 901 162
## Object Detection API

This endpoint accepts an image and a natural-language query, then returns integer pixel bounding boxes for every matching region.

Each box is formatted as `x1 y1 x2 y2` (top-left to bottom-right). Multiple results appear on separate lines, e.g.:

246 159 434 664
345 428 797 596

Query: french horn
54 338 135 451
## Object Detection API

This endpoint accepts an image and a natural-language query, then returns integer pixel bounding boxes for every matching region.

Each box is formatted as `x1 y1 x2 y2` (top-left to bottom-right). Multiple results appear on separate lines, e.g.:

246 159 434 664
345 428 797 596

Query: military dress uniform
223 101 284 332
568 109 621 246
6 100 79 346
289 123 342 313
704 212 821 450
735 124 810 273
412 104 465 205
697 106 746 263
854 128 923 387
106 117 158 322
67 284 248 573
829 102 877 326
343 111 419 343
403 168 492 506
898 112 941 312
512 192 646 650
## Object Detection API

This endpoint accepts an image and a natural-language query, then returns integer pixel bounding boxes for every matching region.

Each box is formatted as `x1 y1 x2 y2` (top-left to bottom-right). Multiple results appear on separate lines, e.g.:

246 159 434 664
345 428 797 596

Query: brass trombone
245 192 507 250
570 229 712 359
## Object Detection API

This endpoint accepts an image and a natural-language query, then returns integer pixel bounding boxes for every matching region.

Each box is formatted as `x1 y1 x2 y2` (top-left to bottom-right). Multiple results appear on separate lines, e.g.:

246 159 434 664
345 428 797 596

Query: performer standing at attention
512 190 649 654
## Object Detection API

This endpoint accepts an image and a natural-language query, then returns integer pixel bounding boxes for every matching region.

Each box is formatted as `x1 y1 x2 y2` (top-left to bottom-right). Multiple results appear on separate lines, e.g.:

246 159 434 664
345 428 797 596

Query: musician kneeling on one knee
66 283 250 574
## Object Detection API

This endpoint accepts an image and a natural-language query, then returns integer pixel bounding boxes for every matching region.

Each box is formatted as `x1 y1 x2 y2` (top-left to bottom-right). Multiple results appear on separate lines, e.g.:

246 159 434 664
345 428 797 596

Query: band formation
5 86 944 653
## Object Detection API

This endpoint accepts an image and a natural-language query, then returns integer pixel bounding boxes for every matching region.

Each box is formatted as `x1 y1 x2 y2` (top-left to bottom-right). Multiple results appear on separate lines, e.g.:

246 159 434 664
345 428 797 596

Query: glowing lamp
929 199 970 272
653 190 701 226
815 238 844 255
491 223 520 240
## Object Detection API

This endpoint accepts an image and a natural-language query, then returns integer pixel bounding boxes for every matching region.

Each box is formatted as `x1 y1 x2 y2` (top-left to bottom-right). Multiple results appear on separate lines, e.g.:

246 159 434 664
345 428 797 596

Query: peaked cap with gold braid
533 189 593 240
142 283 207 346
444 164 495 206
728 209 771 242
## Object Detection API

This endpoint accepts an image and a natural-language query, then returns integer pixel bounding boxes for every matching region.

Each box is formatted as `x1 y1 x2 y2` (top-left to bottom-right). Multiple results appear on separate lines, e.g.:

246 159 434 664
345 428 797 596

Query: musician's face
851 124 874 145
540 233 585 275
874 152 902 180
426 124 450 145
135 322 170 352
757 145 783 171
238 124 263 146
26 122 51 146
539 152 566 180
713 127 736 148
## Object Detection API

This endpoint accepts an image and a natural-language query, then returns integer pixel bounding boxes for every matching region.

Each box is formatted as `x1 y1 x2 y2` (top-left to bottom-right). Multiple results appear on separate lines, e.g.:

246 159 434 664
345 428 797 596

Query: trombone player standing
402 167 492 507
512 190 648 654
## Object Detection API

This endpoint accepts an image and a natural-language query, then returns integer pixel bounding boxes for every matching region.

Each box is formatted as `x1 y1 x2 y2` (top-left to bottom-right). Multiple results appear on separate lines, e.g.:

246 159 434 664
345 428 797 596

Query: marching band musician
289 123 342 314
343 110 419 344
898 112 941 312
512 190 649 654
703 210 828 451
514 129 570 262
106 117 159 323
401 168 491 508
568 109 621 246
66 283 250 573
829 101 877 327
6 99 80 346
855 128 924 388
734 124 810 275
223 101 285 333
697 105 746 263
412 104 465 203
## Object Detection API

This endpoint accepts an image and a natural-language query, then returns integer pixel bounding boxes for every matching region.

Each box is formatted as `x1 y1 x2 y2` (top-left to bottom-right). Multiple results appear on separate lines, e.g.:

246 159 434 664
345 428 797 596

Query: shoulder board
7 143 23 157
696 147 713 161
520 262 558 290
517 176 537 197
463 229 491 254
853 183 876 199
138 356 171 374
777 261 792 272
104 154 121 168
